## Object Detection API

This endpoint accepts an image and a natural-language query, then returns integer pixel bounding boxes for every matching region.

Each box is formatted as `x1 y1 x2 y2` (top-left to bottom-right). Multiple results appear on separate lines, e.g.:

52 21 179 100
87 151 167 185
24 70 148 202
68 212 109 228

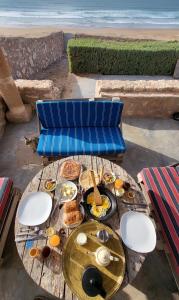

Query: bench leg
42 156 49 166
101 153 124 163
116 153 124 163
41 156 63 166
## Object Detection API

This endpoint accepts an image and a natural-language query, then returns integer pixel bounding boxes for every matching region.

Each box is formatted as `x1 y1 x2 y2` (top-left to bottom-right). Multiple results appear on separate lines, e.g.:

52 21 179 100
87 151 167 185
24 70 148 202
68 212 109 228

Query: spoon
51 192 63 217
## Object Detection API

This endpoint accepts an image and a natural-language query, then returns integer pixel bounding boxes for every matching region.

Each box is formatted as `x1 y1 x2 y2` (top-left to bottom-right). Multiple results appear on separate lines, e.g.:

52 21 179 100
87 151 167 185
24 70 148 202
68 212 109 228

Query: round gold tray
62 221 125 300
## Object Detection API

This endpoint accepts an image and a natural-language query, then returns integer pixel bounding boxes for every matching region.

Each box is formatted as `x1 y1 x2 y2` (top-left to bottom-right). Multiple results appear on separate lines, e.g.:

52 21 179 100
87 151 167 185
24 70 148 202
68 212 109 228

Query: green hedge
67 38 179 75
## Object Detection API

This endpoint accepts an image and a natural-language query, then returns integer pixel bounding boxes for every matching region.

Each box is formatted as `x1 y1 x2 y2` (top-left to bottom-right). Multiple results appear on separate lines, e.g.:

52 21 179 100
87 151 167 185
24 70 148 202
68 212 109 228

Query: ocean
0 0 179 28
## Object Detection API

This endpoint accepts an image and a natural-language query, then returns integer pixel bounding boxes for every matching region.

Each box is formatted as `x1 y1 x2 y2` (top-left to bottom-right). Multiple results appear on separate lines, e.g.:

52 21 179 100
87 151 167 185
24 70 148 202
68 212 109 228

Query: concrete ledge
96 79 179 118
15 79 61 108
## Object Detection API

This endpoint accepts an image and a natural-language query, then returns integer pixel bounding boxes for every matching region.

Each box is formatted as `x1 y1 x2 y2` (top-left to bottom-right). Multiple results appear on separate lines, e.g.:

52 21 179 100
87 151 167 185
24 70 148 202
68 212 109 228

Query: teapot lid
82 266 106 298
96 246 110 265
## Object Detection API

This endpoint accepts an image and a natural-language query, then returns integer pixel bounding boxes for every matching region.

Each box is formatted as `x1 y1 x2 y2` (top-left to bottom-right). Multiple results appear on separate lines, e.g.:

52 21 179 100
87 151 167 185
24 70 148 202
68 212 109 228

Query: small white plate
17 192 52 226
120 211 156 253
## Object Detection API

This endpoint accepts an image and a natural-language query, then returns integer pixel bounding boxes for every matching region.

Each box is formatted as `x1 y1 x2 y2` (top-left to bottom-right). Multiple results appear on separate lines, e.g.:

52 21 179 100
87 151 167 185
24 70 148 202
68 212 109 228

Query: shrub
67 38 179 75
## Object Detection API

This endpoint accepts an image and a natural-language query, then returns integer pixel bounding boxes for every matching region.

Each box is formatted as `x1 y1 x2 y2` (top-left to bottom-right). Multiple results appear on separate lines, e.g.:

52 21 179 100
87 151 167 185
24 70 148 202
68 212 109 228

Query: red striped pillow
140 166 179 274
0 177 13 220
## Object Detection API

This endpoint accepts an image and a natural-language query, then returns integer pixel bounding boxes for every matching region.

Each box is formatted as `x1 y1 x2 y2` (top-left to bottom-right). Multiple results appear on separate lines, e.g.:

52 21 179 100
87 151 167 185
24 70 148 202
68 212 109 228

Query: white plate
120 211 156 253
55 181 77 202
17 192 52 226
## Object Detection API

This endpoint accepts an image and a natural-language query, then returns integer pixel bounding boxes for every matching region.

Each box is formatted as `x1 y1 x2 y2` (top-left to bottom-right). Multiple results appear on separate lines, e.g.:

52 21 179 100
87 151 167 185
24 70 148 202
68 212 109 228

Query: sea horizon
0 0 179 29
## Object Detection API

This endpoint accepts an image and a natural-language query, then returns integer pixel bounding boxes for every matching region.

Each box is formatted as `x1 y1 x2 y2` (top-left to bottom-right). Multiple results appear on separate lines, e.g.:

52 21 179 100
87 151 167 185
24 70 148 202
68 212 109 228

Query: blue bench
36 99 126 159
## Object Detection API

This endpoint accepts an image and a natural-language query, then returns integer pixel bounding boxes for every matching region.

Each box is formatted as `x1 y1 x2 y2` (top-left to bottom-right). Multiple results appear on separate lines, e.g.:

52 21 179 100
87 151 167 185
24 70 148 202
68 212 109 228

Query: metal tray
62 221 125 300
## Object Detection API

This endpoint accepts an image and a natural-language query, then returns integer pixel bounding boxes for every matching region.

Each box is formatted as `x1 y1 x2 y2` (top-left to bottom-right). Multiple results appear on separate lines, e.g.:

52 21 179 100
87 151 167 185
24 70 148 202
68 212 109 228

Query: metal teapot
89 246 119 267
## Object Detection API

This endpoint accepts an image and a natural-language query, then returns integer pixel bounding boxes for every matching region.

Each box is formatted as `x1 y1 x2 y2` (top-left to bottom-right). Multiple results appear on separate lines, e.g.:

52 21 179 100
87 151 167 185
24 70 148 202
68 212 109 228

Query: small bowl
55 181 77 202
83 186 117 221
44 179 57 192
102 172 116 185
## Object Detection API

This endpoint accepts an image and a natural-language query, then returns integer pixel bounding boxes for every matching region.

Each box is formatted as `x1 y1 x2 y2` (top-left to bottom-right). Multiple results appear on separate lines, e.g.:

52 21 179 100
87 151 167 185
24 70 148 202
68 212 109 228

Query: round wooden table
15 155 149 299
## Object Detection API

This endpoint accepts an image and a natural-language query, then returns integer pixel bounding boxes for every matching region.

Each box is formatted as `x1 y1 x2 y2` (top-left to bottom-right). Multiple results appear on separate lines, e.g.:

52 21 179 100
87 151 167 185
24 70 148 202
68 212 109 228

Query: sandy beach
0 26 179 41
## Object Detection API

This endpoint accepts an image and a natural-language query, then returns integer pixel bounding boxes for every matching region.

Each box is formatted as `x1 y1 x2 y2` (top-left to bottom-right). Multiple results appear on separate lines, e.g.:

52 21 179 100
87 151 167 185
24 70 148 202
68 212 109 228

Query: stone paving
0 115 178 300
0 67 179 300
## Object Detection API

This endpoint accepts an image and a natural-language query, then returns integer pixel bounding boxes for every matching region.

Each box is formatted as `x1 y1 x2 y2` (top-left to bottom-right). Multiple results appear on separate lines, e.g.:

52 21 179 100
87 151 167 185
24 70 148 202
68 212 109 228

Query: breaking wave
0 9 179 27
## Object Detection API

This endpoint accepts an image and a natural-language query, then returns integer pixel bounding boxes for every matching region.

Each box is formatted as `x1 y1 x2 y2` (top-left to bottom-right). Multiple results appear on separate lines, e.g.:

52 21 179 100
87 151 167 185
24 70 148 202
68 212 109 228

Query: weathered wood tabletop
15 155 149 299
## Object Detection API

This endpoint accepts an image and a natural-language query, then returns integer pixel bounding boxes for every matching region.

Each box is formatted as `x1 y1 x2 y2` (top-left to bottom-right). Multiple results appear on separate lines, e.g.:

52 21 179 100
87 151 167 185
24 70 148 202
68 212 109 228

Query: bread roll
64 211 82 225
64 200 79 213
60 159 81 180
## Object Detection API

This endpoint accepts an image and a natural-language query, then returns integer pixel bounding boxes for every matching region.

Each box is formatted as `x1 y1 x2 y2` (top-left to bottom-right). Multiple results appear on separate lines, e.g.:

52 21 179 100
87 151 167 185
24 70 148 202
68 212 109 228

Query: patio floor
0 61 179 299
0 115 178 300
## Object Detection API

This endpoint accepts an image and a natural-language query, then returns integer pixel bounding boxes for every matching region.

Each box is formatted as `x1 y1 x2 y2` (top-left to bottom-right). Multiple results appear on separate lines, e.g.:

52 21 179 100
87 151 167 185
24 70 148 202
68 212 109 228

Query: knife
122 201 148 207
15 235 46 243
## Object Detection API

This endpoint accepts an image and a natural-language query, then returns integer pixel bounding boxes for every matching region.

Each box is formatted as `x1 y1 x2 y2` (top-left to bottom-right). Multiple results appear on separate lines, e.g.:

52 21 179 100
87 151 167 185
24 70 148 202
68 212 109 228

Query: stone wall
0 32 64 79
96 79 179 118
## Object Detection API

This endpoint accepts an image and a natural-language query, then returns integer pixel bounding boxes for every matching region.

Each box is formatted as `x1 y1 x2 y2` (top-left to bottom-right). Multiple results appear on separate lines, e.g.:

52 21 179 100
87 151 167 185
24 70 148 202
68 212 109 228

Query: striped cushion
0 178 13 220
36 100 123 128
37 127 126 156
140 167 179 274
0 189 14 237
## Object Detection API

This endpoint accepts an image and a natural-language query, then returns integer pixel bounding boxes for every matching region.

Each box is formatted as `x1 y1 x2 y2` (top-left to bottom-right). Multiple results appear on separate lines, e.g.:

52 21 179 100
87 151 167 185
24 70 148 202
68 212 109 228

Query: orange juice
114 179 124 190
49 234 61 247
29 247 41 258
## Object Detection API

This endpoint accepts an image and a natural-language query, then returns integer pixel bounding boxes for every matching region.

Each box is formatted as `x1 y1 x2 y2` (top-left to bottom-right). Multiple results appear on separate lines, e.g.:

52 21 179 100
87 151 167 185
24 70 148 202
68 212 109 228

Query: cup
49 234 61 247
29 247 41 258
76 232 87 246
41 246 51 259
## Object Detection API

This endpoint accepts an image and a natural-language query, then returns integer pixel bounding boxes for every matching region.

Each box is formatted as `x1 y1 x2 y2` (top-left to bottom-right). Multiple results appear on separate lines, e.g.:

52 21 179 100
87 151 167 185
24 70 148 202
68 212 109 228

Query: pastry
64 200 79 213
59 160 81 180
64 211 82 225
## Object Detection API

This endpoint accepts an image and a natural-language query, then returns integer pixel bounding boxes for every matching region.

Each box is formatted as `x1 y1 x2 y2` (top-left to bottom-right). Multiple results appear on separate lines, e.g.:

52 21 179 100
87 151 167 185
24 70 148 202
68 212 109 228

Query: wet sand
0 26 179 40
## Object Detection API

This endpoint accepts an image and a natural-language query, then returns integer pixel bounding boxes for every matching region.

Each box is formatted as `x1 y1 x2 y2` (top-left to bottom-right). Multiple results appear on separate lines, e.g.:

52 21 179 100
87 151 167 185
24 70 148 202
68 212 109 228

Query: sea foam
0 9 179 27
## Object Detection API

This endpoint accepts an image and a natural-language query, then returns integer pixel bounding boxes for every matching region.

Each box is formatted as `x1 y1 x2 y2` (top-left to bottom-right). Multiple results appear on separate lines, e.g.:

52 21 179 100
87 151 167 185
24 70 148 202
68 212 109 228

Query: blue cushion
37 127 126 156
36 100 123 129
